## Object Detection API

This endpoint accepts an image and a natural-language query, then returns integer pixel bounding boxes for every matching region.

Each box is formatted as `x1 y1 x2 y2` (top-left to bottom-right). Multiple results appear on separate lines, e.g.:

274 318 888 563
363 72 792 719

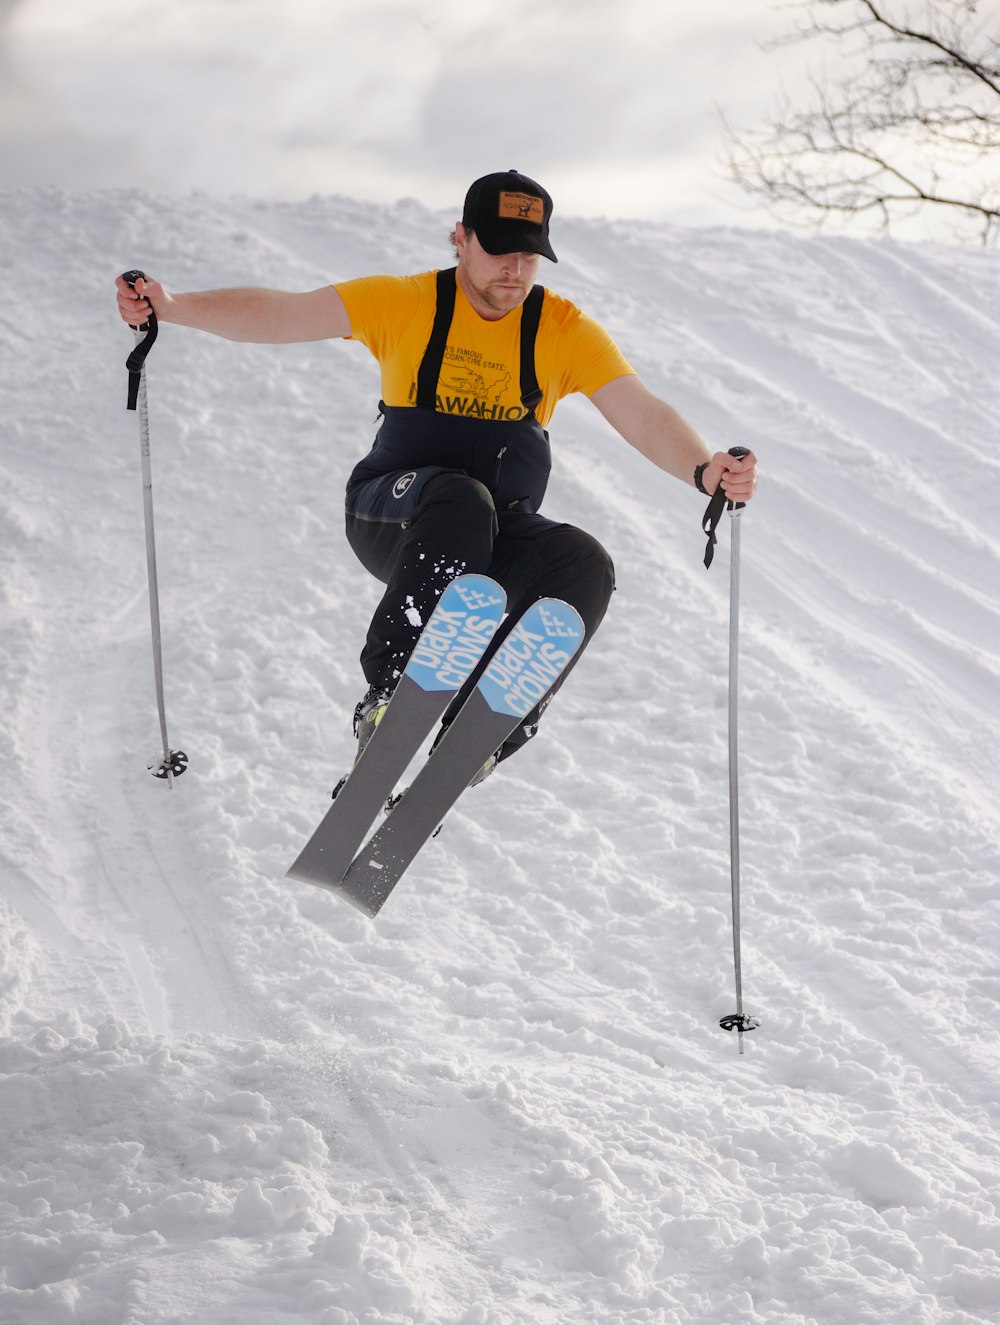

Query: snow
2 186 999 1324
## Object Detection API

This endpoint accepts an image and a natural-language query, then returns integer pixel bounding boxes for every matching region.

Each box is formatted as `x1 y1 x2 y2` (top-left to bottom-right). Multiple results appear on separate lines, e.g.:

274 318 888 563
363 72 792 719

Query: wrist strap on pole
122 269 159 411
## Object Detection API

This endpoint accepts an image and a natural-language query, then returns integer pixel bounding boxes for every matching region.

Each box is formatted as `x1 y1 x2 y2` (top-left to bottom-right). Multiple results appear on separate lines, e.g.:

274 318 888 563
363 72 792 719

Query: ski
338 597 585 917
286 574 507 895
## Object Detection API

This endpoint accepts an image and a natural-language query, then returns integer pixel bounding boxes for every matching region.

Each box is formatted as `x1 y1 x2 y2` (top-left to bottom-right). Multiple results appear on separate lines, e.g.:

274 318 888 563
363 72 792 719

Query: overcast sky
1 0 979 242
2 0 834 226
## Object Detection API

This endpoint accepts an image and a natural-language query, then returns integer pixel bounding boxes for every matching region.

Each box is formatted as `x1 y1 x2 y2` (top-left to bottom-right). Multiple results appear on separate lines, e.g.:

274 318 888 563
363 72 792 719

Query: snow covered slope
1 188 999 1325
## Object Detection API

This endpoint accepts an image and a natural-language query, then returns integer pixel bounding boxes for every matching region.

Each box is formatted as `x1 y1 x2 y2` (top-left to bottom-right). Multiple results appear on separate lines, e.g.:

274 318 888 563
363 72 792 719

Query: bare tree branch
854 0 1000 94
722 0 1000 243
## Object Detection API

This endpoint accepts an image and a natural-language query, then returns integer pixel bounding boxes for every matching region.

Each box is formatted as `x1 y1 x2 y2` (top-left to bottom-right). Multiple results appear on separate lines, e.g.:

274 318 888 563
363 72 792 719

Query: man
116 169 758 782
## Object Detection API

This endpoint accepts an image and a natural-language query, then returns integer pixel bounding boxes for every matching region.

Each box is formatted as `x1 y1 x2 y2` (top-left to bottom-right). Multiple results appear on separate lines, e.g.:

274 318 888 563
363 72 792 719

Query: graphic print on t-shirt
407 346 523 420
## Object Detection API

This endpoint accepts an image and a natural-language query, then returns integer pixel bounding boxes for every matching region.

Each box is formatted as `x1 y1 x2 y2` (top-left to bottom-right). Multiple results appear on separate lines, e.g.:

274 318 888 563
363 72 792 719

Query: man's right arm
115 275 352 343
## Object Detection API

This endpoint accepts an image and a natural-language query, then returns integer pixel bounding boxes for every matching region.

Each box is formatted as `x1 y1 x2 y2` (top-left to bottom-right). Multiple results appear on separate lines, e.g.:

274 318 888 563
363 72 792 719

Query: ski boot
331 685 392 800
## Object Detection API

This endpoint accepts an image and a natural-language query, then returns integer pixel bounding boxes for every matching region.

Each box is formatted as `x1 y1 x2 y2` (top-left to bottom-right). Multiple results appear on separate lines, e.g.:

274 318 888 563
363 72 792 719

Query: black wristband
693 462 710 495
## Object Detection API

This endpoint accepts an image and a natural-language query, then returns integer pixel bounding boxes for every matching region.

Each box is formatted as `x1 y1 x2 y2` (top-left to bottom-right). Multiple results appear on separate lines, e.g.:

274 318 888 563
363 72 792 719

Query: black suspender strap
415 268 458 411
415 268 546 416
518 284 544 415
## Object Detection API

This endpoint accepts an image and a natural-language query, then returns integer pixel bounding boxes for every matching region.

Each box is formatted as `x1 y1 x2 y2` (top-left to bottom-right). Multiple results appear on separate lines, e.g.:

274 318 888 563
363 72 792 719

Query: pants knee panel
418 471 497 521
546 526 616 616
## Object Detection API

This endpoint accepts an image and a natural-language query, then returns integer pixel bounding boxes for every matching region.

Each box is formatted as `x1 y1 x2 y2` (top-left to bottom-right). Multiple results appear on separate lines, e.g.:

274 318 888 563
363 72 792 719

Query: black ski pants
345 470 615 758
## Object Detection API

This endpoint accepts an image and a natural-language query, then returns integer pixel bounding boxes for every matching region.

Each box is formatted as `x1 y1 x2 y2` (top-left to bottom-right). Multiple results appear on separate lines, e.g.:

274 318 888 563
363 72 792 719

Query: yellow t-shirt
334 270 634 429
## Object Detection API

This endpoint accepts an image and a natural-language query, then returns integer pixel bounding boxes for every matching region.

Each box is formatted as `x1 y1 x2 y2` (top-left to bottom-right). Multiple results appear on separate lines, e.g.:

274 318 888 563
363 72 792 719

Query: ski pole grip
702 445 753 568
122 269 153 333
726 445 752 512
122 269 158 411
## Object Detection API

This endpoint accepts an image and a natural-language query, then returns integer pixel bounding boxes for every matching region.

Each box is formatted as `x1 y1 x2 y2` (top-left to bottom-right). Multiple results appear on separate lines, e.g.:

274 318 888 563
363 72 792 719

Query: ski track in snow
1 188 999 1324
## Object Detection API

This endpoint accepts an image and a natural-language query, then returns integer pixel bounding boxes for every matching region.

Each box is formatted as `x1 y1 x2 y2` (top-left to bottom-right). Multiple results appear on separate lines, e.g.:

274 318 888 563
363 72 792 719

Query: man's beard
470 277 529 314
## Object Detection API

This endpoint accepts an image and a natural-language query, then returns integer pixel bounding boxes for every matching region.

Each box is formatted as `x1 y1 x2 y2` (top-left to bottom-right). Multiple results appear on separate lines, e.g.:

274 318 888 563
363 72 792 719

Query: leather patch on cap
498 191 544 223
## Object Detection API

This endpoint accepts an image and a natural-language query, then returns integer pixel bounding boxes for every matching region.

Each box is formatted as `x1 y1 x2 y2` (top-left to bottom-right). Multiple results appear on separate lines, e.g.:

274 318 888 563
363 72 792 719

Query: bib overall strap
415 269 458 410
414 267 545 416
518 284 544 415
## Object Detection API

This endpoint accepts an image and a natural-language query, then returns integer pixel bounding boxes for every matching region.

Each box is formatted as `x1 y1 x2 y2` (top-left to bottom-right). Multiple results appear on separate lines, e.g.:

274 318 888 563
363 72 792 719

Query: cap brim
476 228 558 263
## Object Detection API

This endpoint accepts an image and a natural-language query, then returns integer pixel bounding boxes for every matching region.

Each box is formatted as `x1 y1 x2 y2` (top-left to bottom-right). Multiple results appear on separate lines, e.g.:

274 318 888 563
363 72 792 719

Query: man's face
455 224 541 319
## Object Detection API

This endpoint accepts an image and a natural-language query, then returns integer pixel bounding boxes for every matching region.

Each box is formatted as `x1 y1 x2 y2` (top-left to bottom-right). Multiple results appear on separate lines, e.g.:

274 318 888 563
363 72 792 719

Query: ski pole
122 270 188 785
702 446 759 1053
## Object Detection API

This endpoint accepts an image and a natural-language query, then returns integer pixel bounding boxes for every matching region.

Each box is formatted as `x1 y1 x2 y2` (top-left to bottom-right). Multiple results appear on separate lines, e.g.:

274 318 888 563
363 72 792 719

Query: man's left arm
590 374 758 503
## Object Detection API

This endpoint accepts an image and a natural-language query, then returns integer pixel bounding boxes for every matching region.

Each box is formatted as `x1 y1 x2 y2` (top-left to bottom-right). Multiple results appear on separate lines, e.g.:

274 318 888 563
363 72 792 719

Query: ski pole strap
126 321 158 411
122 269 159 411
702 445 751 569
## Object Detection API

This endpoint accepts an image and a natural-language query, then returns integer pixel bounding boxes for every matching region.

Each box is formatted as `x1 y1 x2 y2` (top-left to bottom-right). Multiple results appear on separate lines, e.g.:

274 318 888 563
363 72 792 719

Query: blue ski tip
404 574 506 693
476 598 584 717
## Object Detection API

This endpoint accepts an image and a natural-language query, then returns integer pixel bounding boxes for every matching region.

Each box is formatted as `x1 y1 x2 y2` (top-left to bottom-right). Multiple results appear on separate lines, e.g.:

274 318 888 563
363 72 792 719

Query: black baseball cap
462 169 558 262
